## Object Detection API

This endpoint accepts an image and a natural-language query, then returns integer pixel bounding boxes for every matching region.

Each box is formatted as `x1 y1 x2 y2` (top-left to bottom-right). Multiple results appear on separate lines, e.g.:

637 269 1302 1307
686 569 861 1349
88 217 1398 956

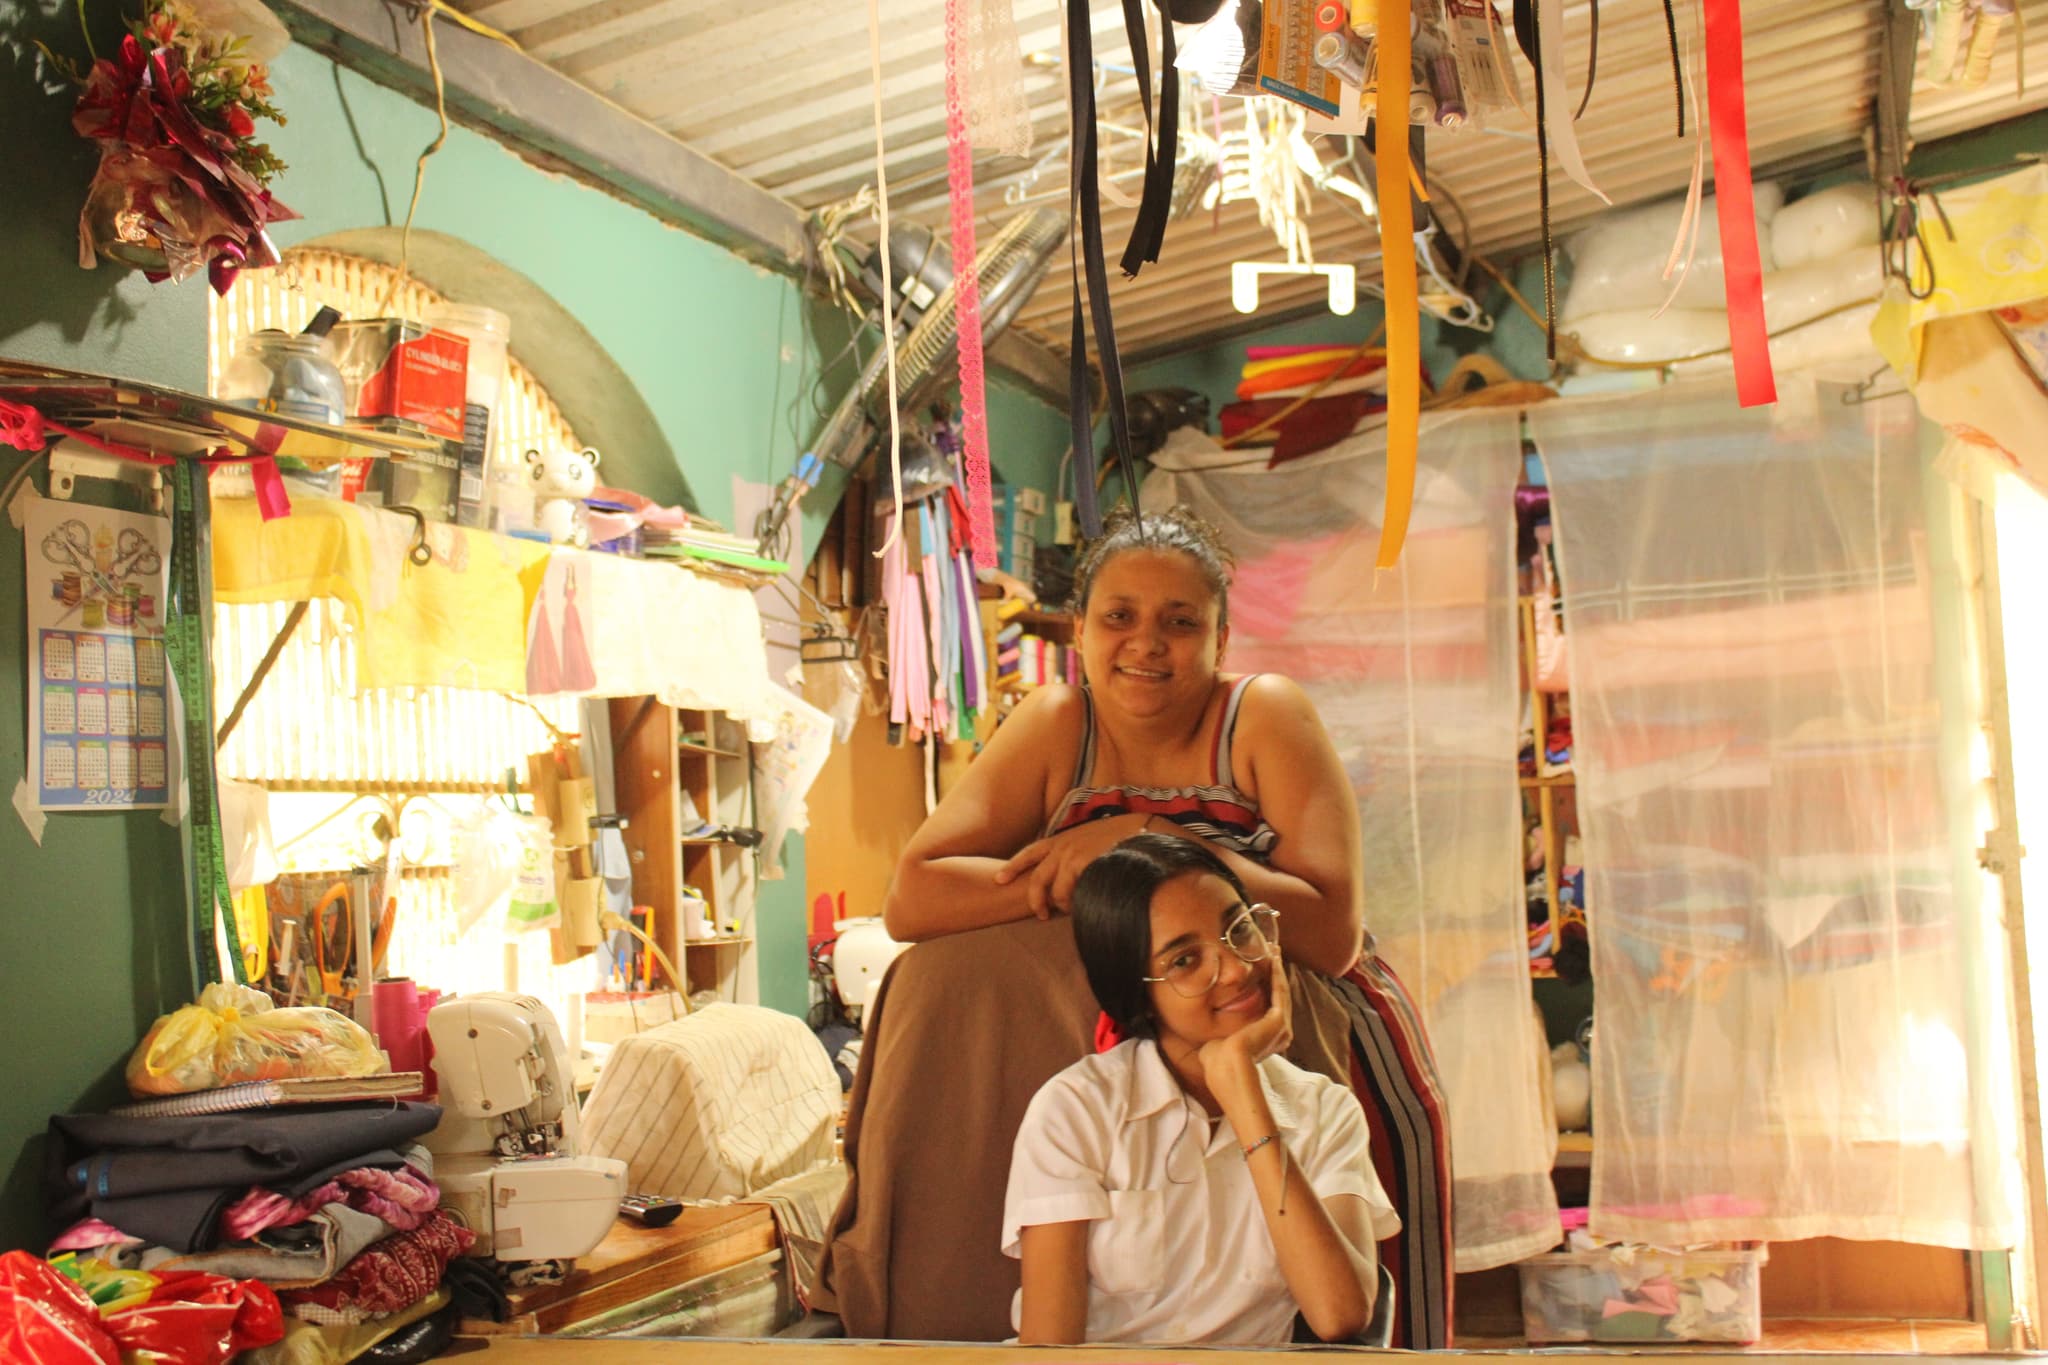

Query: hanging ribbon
1066 0 1145 538
1375 0 1419 570
944 0 999 568
1703 0 1776 407
1119 0 1180 277
1533 0 1609 205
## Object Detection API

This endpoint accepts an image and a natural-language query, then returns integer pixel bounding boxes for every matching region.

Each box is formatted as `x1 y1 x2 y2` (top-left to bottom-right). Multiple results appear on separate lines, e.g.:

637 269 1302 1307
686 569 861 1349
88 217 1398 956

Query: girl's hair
1069 505 1236 632
1071 832 1251 1042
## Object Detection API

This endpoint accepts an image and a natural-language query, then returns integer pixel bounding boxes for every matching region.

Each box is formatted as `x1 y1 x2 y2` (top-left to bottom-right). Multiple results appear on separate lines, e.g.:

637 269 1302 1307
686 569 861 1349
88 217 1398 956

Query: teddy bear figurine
526 445 602 546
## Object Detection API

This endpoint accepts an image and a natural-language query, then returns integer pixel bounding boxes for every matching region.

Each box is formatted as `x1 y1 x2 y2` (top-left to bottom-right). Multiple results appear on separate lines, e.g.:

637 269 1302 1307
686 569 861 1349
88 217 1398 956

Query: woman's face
1075 548 1227 719
1144 872 1270 1048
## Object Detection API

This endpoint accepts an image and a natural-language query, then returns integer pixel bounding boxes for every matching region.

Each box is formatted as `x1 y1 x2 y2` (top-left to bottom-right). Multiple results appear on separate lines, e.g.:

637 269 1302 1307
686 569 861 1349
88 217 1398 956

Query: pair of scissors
313 881 353 1004
109 527 162 582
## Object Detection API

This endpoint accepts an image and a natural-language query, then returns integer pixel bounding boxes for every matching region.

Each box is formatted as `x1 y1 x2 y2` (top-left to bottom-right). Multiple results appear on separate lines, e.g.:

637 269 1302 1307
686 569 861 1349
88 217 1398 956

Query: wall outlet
1055 501 1077 545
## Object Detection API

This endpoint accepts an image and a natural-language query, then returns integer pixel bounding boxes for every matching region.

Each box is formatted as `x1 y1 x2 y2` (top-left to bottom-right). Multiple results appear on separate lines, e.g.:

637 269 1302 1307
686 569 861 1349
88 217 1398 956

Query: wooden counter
438 1342 2004 1362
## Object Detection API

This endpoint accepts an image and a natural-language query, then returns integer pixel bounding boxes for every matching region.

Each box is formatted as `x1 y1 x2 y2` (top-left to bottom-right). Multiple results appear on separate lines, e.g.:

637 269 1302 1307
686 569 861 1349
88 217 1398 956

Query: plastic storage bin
1519 1244 1766 1344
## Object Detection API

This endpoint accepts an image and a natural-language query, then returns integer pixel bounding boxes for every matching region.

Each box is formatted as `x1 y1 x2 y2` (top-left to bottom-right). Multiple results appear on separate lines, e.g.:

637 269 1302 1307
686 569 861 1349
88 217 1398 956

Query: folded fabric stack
1216 344 1394 465
45 1100 474 1361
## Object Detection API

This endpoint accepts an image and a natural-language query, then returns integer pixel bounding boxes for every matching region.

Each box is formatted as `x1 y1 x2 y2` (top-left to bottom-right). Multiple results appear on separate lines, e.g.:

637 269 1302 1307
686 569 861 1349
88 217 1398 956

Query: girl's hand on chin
1198 948 1293 1084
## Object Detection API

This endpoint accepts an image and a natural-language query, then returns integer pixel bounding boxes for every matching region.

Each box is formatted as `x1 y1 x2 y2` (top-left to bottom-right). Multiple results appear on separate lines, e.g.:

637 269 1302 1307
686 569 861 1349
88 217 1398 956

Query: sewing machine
425 993 626 1262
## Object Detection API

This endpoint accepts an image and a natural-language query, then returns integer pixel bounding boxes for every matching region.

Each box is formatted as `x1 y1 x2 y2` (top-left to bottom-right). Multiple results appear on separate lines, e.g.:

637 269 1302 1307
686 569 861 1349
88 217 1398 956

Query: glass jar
220 330 347 426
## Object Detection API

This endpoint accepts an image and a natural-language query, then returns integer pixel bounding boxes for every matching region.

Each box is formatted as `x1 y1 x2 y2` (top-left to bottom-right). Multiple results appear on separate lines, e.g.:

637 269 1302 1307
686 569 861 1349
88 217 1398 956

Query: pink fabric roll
372 978 423 1078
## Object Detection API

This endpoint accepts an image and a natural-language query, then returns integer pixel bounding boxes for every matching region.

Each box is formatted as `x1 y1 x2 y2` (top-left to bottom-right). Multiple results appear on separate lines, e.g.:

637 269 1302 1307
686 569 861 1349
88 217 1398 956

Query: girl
1003 834 1398 1345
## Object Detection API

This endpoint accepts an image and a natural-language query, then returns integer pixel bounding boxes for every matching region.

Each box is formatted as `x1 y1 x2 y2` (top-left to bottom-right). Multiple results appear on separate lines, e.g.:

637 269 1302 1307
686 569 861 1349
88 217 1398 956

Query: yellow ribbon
1375 0 1419 569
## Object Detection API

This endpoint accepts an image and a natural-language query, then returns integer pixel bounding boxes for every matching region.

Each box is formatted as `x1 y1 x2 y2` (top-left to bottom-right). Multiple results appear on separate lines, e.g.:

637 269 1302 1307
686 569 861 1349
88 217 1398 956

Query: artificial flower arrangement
46 0 297 292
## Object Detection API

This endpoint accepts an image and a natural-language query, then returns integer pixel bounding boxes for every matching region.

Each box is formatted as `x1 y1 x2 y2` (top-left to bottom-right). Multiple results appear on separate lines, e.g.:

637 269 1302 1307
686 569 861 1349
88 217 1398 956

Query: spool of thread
1431 52 1466 127
1314 0 1347 32
373 977 425 1083
413 988 440 1097
1315 30 1370 87
1408 78 1437 125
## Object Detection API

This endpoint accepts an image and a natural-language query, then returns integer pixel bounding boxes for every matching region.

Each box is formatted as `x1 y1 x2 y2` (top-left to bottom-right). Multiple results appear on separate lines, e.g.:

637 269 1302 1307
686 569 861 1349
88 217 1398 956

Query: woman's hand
1198 949 1293 1091
995 813 1154 919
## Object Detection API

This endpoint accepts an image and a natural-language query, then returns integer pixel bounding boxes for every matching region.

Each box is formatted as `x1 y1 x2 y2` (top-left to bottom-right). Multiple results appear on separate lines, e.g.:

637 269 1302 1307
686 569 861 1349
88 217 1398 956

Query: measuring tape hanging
1374 0 1420 570
165 458 246 988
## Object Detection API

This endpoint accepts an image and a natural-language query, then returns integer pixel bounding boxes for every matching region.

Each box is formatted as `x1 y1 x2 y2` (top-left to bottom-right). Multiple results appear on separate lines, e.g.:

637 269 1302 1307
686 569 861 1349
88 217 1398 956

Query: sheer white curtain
1533 381 2018 1249
1146 410 1561 1272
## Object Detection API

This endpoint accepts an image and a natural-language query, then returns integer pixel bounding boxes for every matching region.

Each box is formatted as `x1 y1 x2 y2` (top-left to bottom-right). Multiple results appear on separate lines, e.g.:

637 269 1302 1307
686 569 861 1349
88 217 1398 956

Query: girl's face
1075 549 1228 720
1144 872 1271 1048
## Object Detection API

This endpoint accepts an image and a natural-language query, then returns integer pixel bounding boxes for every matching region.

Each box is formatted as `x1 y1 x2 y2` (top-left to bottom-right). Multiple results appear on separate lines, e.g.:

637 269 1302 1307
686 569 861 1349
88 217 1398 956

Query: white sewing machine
425 993 626 1262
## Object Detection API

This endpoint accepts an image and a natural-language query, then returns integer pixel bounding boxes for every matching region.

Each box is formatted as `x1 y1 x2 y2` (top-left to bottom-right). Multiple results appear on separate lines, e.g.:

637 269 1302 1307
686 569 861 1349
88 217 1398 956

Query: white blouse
1002 1039 1400 1345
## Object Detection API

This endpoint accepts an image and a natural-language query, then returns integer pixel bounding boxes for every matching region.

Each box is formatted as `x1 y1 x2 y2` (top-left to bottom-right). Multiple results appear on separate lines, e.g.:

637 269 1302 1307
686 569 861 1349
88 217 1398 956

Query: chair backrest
1360 1259 1397 1348
1290 1258 1397 1348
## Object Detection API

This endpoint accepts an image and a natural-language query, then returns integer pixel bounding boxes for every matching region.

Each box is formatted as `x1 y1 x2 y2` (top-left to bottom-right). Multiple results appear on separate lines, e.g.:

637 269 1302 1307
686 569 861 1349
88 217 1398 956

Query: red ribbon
1703 0 1776 408
0 396 292 521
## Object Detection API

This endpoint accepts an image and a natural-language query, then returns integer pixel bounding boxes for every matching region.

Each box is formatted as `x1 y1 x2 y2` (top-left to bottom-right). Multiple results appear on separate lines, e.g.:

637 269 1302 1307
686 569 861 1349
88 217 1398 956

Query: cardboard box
331 320 470 440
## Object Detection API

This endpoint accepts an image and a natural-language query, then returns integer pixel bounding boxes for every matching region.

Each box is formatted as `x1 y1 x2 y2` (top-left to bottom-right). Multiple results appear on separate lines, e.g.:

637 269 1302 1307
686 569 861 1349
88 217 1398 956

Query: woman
814 506 1451 1346
1006 834 1398 1346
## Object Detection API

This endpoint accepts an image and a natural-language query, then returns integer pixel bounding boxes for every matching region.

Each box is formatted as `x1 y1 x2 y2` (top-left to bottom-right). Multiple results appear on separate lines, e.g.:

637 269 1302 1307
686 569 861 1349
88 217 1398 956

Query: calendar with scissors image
23 494 171 810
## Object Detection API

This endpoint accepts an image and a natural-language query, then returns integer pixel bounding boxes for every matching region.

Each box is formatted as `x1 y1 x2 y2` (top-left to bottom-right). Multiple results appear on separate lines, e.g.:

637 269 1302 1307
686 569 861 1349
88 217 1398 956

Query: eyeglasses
1142 904 1281 998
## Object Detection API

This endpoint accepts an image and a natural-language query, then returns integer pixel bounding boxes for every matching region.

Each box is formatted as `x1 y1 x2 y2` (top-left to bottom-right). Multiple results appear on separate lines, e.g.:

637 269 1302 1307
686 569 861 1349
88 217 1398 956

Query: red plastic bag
102 1271 284 1365
0 1250 120 1365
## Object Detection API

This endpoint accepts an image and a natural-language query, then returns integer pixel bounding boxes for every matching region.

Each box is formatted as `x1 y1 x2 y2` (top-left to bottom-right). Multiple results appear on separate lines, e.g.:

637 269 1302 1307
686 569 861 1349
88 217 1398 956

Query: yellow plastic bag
125 984 386 1097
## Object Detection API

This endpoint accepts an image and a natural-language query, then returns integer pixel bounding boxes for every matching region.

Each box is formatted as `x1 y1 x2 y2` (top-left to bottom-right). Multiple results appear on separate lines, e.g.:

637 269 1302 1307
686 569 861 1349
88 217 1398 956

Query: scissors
109 527 162 581
41 520 122 600
309 876 398 1004
313 882 353 1004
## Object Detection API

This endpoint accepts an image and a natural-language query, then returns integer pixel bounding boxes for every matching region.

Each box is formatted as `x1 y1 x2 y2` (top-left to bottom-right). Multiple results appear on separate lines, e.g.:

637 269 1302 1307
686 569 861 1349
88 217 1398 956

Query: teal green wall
0 7 1066 1250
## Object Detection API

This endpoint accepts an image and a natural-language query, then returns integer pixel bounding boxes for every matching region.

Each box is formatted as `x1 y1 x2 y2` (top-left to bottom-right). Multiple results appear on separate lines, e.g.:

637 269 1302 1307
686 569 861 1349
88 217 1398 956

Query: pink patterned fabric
944 0 998 568
220 1164 439 1243
279 1210 472 1319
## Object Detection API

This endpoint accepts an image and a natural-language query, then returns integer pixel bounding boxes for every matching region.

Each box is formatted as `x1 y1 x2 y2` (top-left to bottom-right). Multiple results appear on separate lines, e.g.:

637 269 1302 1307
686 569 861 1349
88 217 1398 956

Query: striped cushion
581 1004 840 1201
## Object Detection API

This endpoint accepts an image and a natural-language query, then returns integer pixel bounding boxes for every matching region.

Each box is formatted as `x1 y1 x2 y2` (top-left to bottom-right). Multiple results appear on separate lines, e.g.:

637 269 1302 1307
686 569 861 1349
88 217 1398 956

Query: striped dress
1047 676 1455 1349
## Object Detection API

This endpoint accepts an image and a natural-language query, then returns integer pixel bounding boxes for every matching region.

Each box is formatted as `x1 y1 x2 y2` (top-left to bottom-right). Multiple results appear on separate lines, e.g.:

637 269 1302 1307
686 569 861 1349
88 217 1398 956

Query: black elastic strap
1067 0 1144 536
1574 0 1598 121
1662 0 1685 137
1121 3 1179 275
1516 0 1557 364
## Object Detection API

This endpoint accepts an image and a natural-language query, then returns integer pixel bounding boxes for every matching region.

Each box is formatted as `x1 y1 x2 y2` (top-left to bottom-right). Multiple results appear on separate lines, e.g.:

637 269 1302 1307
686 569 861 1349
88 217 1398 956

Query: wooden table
437 1341 2003 1362
466 1204 779 1335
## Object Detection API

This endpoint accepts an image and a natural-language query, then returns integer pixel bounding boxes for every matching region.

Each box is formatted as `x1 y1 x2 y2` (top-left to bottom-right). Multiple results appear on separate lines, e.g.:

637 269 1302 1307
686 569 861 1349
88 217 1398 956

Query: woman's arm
1204 958 1378 1342
1017 1221 1092 1345
882 685 1081 942
1206 675 1366 975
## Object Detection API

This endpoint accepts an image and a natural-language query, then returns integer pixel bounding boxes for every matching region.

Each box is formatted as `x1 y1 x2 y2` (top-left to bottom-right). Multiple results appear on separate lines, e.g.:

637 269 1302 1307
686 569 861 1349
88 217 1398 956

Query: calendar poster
23 495 171 810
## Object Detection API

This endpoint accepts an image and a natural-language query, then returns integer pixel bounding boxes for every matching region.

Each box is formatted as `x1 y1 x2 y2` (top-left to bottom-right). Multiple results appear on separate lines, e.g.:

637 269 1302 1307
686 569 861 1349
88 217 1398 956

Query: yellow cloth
1871 164 2048 499
212 497 543 692
1873 164 2048 375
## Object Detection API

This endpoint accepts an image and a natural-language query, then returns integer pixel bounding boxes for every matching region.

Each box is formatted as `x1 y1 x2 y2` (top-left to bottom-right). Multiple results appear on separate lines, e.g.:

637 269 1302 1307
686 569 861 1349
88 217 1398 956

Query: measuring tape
164 459 246 988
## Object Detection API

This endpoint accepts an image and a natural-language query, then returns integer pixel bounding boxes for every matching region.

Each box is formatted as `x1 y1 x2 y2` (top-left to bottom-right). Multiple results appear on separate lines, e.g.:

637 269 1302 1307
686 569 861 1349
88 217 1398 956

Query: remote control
619 1195 685 1228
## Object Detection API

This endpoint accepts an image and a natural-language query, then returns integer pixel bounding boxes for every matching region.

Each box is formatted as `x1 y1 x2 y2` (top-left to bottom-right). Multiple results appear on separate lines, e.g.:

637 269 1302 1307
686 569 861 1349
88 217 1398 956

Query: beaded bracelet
1242 1132 1279 1159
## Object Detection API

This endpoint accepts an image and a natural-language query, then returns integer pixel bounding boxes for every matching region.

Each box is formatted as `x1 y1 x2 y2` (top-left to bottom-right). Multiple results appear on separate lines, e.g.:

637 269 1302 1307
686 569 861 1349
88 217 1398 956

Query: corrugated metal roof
448 0 2048 359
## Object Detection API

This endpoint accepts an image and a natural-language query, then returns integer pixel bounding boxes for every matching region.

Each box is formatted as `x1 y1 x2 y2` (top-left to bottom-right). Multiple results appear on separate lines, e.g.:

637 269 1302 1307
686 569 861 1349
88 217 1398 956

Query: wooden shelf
1554 1130 1594 1170
678 739 742 760
684 936 753 949
1010 606 1074 638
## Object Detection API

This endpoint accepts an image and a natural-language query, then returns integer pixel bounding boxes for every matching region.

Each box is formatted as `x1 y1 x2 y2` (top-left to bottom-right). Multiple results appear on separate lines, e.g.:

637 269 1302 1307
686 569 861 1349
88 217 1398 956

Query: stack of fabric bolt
1216 344 1394 464
45 1100 479 1360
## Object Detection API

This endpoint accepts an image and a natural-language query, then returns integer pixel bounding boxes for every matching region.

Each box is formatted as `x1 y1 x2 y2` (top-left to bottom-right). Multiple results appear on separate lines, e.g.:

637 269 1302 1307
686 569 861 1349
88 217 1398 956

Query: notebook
109 1072 427 1119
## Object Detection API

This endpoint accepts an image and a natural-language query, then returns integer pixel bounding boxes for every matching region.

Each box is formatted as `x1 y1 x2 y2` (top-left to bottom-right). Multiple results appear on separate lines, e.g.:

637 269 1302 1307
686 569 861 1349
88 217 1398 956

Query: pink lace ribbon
944 0 999 570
